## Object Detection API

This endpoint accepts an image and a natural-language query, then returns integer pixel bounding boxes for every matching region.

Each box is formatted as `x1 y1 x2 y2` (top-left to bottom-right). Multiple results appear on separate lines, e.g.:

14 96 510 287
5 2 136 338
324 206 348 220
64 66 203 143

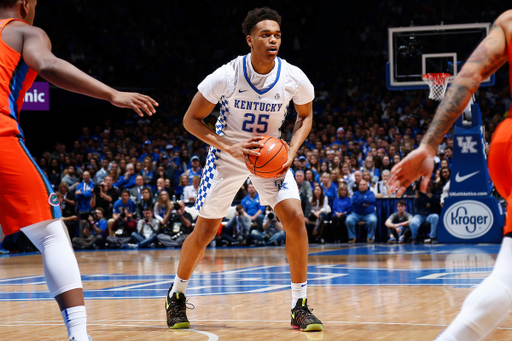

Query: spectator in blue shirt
141 157 157 191
109 190 137 236
183 156 203 183
113 190 137 217
139 140 159 163
330 127 346 147
331 184 352 243
114 163 137 189
75 171 94 213
72 207 107 250
346 180 378 243
320 172 337 206
241 183 265 229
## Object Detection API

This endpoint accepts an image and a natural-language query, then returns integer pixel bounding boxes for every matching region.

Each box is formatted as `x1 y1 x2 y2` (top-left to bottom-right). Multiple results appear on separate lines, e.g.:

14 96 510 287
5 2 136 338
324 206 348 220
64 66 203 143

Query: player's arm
390 13 511 195
183 92 263 160
276 101 313 176
21 26 157 117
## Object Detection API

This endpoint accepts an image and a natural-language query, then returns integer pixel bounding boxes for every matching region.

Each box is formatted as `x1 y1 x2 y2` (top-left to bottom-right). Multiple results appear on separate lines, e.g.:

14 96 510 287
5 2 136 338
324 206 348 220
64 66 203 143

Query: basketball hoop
422 73 454 101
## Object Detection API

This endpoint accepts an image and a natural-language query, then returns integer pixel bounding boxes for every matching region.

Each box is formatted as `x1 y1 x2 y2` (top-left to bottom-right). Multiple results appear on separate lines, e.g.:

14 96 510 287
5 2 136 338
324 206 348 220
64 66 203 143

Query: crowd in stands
0 0 509 252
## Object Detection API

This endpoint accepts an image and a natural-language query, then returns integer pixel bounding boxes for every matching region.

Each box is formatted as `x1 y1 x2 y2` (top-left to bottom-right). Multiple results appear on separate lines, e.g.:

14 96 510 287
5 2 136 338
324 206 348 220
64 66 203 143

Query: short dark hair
236 204 244 212
0 0 17 9
397 200 406 207
141 187 150 194
242 7 282 36
95 207 105 215
121 189 130 196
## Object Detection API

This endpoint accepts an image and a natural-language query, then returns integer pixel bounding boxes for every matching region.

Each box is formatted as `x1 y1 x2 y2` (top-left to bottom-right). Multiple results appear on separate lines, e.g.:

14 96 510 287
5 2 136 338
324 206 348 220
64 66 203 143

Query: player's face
248 20 281 62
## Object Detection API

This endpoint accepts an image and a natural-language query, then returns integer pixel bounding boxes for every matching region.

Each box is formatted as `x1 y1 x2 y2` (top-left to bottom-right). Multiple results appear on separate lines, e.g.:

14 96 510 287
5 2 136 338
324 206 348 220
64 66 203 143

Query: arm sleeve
226 216 236 229
242 216 251 232
351 192 362 206
129 200 136 213
98 220 108 233
154 203 163 222
320 199 329 213
154 220 161 231
137 220 144 233
113 201 121 214
197 62 235 104
367 192 376 205
289 65 315 105
306 183 313 201
332 199 341 214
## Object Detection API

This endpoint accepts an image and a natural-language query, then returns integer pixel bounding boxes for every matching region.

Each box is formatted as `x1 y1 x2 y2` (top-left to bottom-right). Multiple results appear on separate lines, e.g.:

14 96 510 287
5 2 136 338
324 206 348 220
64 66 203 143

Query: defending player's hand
110 91 159 117
228 136 264 163
389 145 435 196
275 140 293 178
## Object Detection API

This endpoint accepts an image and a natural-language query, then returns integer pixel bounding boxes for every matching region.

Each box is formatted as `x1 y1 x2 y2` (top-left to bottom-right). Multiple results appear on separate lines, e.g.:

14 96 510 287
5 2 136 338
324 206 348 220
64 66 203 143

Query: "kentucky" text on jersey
234 100 283 112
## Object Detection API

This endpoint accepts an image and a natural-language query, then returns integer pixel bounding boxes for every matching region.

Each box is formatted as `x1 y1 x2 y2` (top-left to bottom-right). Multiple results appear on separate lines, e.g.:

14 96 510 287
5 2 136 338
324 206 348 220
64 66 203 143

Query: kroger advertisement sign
21 82 49 111
443 200 494 239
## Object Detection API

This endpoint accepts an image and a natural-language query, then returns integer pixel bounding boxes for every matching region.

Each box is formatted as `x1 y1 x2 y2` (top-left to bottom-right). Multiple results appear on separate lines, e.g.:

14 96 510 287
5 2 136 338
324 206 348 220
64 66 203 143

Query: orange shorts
488 118 512 235
0 136 61 235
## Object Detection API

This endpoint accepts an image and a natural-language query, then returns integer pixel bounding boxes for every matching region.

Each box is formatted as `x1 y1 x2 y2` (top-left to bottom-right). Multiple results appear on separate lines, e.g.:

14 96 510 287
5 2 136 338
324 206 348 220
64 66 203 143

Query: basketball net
422 73 455 101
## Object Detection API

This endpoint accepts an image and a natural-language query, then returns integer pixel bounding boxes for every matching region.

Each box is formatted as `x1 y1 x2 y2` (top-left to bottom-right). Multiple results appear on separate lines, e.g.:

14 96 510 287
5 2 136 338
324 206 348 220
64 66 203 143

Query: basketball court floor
1 243 511 340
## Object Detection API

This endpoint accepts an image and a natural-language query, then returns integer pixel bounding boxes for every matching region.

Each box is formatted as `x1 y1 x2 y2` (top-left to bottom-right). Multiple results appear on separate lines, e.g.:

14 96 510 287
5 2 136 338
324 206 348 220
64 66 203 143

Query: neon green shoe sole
303 323 323 332
169 322 190 329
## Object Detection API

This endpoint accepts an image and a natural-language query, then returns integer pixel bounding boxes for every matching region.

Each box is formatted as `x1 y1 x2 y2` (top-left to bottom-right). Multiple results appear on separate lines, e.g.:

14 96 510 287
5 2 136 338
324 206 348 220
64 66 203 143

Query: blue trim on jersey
215 96 229 136
18 138 61 220
195 147 219 212
243 56 281 95
8 61 28 121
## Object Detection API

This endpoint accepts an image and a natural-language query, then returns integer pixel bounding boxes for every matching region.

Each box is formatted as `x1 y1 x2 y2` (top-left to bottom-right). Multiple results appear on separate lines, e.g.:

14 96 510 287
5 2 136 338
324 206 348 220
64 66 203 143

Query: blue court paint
309 244 501 256
0 244 498 301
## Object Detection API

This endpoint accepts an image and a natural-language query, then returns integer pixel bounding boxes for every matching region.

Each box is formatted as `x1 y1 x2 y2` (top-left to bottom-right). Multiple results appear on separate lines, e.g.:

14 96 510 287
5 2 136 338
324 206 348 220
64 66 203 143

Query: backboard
386 23 494 90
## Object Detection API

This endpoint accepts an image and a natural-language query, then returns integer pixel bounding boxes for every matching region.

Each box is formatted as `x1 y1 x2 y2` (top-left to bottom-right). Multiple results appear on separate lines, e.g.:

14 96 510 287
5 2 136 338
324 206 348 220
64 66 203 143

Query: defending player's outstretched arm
389 11 512 196
19 24 157 117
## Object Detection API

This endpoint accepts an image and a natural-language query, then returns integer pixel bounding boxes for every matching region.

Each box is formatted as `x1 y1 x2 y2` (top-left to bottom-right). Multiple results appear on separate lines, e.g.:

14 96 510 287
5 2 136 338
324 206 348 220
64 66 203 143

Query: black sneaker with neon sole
291 298 323 332
165 284 194 329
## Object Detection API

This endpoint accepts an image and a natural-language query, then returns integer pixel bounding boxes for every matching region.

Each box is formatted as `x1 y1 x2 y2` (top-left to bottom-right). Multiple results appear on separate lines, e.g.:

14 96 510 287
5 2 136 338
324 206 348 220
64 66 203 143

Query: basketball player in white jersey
165 7 323 332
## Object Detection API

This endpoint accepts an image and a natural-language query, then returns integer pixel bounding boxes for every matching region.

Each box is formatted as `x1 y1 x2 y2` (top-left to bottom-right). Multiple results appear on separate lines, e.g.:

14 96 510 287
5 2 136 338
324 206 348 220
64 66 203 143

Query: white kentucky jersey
198 53 314 143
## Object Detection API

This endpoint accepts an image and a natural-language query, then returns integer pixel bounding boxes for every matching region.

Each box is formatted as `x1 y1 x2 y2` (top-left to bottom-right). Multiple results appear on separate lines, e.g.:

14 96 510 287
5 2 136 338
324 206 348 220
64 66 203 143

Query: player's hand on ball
275 140 293 178
110 90 159 117
228 136 264 163
389 145 435 197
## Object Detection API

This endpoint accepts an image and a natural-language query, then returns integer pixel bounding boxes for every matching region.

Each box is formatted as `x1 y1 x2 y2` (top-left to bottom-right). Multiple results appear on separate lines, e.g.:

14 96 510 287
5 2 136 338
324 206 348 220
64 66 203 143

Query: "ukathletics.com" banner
21 82 49 111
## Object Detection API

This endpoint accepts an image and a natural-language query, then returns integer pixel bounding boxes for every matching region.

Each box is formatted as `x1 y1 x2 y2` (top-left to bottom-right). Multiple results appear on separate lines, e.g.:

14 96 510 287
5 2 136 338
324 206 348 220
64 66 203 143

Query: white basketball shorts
194 147 300 219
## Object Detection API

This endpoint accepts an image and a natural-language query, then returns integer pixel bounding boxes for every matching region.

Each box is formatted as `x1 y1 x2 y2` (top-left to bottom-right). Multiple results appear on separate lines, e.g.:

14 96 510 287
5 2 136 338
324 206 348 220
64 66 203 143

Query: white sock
61 306 88 341
170 275 189 297
291 281 307 309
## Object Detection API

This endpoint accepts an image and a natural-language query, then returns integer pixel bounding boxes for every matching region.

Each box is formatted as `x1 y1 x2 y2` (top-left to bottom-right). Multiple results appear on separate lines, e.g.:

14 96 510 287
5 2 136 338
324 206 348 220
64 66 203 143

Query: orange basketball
245 136 288 178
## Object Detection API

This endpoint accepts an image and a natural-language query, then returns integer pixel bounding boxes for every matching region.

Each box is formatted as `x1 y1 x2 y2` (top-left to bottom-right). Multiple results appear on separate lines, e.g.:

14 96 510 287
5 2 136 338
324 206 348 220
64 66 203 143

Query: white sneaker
126 243 138 249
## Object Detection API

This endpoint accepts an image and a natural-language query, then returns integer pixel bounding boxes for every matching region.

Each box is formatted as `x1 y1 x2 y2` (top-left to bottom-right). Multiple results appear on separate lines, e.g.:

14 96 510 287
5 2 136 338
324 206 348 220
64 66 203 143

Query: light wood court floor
0 243 511 340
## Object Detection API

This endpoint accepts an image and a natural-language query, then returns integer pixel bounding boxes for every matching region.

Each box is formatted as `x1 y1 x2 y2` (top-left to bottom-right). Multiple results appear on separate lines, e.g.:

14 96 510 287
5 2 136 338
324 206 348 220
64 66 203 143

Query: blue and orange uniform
0 19 61 235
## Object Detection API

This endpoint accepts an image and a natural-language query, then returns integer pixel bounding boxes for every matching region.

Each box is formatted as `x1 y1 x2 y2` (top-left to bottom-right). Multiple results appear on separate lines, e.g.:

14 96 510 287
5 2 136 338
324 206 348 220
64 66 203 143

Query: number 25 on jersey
242 113 269 134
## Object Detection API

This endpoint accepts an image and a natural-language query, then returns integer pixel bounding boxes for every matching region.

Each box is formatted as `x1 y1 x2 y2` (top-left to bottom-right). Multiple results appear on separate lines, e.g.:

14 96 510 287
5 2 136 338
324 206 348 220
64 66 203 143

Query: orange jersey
0 18 37 138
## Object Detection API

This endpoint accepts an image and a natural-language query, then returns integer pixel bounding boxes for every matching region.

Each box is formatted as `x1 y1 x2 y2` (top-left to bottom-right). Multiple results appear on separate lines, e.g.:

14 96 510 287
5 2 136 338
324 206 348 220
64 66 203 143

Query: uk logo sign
457 136 478 154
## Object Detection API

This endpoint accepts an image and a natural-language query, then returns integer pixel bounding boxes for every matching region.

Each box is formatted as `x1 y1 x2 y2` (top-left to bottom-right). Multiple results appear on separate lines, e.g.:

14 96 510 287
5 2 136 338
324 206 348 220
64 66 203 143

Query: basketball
245 136 288 178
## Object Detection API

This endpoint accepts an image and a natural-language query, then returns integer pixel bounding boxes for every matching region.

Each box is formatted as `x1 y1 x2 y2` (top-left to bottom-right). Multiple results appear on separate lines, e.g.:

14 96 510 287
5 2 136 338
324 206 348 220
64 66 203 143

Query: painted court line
1 320 512 331
0 323 218 340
